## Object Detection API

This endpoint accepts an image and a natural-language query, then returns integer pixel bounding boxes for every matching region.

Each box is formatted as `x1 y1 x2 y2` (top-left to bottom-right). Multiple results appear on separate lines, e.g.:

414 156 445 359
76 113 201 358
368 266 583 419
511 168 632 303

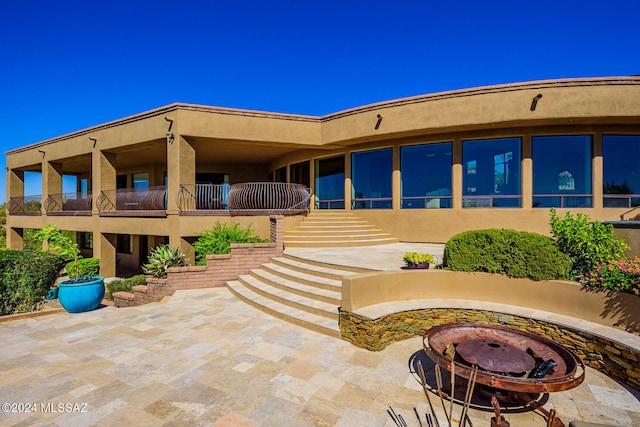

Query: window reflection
315 155 345 209
603 135 640 208
351 148 392 209
462 138 521 208
532 135 592 208
400 142 452 208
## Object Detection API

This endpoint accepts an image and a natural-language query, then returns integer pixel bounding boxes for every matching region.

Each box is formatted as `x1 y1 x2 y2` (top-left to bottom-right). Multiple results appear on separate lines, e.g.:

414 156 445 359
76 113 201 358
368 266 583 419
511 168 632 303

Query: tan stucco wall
341 269 640 333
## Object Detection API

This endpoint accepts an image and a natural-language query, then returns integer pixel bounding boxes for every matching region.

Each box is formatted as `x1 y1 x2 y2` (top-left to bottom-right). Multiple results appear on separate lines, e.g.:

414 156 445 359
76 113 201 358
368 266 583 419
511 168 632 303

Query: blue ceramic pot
58 276 105 313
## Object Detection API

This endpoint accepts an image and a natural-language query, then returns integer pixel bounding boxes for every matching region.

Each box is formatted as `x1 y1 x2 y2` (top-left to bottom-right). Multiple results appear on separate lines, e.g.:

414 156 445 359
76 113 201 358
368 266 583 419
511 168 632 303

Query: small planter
407 261 430 269
58 276 105 313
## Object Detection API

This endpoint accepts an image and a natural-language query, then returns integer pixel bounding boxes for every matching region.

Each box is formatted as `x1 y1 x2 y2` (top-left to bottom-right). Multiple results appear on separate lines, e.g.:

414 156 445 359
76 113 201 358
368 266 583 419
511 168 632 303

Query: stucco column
522 135 533 209
309 159 316 210
6 169 25 249
592 132 603 209
344 153 352 210
452 140 462 209
92 151 116 214
96 232 117 277
42 161 63 214
167 134 195 215
392 145 401 210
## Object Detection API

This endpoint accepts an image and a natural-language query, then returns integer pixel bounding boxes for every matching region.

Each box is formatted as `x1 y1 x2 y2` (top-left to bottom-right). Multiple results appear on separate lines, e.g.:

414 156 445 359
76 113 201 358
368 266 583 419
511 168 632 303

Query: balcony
178 183 310 216
44 192 92 216
97 186 168 217
7 195 42 216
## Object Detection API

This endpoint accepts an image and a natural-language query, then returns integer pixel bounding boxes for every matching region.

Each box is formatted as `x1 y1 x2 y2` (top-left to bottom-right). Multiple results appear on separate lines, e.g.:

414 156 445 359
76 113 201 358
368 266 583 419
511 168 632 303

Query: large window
290 161 310 187
401 142 452 208
315 155 345 209
462 138 521 207
351 148 392 209
533 135 592 208
132 172 149 189
603 135 640 208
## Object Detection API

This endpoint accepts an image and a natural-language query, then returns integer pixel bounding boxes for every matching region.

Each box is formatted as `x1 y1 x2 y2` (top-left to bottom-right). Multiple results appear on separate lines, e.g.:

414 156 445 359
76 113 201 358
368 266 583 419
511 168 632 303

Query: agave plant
142 245 189 278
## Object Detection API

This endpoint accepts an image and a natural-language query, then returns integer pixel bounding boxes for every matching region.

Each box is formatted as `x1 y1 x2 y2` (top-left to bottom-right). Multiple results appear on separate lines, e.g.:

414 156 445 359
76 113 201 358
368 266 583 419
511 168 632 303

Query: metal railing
351 197 393 209
314 199 345 209
401 196 453 209
462 195 522 208
177 184 230 212
7 195 42 215
97 186 167 216
226 182 311 215
603 194 640 209
44 192 92 215
532 194 593 208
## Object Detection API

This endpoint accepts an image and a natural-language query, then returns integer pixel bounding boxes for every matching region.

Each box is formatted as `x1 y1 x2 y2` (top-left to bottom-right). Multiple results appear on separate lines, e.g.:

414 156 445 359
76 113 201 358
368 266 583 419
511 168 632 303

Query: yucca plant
142 245 189 278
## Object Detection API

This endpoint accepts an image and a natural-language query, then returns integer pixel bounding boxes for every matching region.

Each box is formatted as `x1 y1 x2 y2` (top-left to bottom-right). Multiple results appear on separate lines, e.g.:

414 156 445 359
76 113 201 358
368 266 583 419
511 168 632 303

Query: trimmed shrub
142 245 188 278
65 258 100 279
549 208 628 279
0 250 66 315
443 229 570 281
106 274 148 300
193 222 268 266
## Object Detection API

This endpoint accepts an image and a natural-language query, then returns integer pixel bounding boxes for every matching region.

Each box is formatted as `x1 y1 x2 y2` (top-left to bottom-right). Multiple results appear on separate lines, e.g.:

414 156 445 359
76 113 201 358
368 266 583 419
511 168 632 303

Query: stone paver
0 287 638 426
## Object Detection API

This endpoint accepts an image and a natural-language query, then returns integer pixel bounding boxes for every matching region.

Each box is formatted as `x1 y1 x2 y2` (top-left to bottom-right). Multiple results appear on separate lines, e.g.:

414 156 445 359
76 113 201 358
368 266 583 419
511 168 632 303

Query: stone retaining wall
339 308 640 390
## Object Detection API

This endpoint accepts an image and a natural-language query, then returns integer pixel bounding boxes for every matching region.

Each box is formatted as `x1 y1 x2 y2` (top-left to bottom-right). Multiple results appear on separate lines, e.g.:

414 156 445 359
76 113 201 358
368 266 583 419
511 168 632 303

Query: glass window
603 135 640 208
401 142 452 208
533 135 592 208
274 167 286 183
351 148 392 209
116 174 128 189
117 234 131 254
132 172 149 189
81 232 93 250
290 161 310 187
315 155 344 209
462 138 521 208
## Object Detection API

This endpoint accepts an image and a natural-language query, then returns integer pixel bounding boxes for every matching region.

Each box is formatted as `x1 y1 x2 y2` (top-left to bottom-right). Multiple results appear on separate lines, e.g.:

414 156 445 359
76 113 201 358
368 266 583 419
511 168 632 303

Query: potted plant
403 252 436 269
36 225 104 313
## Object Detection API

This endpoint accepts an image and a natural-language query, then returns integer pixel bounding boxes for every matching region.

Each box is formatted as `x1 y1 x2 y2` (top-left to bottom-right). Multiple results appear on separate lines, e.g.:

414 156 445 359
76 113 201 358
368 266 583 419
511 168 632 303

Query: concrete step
237 274 338 320
263 259 346 287
285 227 380 234
272 255 366 277
283 237 399 248
248 268 341 305
283 233 392 242
296 220 370 226
226 280 341 338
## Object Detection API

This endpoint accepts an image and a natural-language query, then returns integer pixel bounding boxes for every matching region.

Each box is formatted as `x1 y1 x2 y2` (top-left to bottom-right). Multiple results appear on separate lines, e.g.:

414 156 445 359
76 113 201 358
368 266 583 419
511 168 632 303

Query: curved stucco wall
341 269 640 334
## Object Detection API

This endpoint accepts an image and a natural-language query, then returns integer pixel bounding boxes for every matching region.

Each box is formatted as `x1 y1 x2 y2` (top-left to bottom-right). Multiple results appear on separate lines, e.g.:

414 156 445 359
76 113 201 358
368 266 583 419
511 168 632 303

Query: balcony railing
44 192 92 216
97 186 167 217
7 196 42 215
178 183 310 215
177 184 231 215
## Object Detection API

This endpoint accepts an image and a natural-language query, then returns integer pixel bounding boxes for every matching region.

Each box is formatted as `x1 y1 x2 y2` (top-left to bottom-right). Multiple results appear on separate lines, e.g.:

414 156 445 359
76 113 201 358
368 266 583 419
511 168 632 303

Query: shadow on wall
581 286 640 333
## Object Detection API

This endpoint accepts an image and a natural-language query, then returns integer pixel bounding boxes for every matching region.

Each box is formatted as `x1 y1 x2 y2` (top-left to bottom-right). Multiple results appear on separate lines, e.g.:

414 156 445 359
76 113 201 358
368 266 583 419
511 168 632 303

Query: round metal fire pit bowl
423 323 585 394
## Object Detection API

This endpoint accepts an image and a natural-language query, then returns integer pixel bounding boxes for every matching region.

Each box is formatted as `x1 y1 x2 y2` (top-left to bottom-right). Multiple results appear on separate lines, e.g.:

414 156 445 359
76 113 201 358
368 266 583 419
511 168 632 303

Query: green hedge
106 275 148 300
443 229 570 281
0 250 66 315
65 258 100 279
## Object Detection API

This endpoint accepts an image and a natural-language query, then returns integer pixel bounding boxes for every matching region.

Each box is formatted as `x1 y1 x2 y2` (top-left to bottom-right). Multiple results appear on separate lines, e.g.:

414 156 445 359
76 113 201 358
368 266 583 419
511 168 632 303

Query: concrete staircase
283 211 399 247
226 254 371 338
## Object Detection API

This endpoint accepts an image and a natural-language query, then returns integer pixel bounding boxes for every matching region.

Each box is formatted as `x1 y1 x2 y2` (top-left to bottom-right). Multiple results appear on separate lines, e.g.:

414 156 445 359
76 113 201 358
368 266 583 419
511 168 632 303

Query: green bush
443 229 570 281
549 208 628 279
193 222 268 266
65 258 100 279
106 274 148 300
142 245 189 278
0 250 66 315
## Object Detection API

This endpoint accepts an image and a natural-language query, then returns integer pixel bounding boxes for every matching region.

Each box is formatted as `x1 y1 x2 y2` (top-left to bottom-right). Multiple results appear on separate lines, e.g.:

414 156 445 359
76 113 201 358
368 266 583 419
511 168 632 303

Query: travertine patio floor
0 243 639 426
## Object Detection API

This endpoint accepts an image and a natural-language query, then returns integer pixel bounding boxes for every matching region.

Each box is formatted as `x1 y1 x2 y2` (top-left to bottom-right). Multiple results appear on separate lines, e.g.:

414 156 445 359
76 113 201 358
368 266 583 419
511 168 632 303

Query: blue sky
2 0 639 201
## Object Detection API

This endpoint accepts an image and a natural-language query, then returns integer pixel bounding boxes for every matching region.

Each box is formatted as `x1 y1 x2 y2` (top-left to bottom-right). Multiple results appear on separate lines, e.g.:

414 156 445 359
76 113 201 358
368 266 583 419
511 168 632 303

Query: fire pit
422 323 585 426
423 323 585 394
